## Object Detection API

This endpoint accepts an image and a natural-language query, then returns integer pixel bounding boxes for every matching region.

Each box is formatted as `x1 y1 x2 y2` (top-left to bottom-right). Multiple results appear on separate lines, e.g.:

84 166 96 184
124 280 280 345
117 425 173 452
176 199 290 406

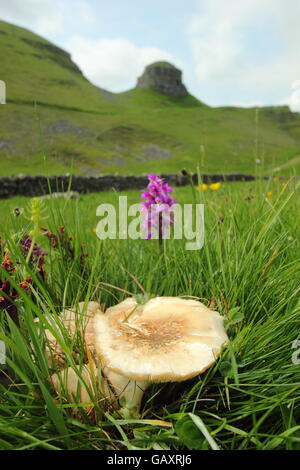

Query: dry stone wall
0 173 257 199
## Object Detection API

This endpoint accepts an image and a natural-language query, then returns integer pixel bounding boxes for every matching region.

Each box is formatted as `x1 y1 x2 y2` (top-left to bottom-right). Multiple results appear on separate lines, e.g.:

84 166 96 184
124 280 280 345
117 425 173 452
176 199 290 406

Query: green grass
0 179 299 450
1 19 300 177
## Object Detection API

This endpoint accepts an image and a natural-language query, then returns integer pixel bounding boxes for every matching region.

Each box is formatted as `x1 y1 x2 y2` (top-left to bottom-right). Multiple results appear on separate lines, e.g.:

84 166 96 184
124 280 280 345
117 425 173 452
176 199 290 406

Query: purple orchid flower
140 173 177 240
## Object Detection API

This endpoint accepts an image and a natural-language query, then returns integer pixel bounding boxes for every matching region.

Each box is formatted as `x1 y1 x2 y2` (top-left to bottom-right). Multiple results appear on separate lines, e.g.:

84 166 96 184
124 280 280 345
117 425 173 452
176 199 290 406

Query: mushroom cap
94 296 228 382
104 297 141 321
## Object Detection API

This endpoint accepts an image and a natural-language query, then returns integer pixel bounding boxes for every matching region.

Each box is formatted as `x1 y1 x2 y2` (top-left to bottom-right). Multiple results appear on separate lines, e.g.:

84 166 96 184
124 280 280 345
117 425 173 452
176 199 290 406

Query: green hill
1 19 300 177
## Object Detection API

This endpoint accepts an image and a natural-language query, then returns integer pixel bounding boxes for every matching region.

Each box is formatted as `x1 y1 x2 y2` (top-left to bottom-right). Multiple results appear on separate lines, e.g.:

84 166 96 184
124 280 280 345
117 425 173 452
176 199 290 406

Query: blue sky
1 0 300 109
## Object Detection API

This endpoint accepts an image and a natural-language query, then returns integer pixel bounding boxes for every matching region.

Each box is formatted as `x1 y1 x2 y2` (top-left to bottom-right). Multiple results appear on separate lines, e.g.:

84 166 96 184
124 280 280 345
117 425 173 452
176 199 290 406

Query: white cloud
66 36 183 92
188 0 300 98
0 0 94 35
0 0 64 34
187 0 265 82
75 1 95 25
281 81 300 112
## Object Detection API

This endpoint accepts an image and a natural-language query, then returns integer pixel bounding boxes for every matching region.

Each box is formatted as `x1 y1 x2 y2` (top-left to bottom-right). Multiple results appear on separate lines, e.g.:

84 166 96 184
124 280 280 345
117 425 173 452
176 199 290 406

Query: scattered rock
136 145 173 161
39 191 79 200
44 120 92 136
98 156 125 166
264 106 300 123
0 139 11 150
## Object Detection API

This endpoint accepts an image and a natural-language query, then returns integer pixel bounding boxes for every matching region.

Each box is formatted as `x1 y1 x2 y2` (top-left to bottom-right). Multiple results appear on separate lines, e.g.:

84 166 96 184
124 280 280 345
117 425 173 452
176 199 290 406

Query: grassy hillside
1 20 300 176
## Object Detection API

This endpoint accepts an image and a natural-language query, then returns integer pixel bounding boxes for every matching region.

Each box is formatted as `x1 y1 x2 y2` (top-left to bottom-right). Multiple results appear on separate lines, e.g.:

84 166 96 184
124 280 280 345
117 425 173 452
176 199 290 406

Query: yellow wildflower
272 177 279 182
209 182 221 191
266 191 273 202
195 184 208 191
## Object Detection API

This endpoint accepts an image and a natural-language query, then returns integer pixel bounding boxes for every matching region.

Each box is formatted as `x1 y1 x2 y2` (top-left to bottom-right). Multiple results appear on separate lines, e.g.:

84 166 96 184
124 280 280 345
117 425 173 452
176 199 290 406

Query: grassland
0 17 299 452
0 178 299 450
1 19 300 177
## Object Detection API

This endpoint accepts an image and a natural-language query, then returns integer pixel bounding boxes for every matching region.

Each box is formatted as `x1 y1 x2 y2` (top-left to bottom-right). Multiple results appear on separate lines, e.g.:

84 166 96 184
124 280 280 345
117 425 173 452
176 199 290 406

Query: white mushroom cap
104 297 141 321
94 296 228 383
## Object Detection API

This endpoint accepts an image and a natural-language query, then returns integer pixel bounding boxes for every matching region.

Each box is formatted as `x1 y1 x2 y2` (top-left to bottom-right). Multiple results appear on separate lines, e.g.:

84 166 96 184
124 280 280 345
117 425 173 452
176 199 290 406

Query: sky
1 0 300 110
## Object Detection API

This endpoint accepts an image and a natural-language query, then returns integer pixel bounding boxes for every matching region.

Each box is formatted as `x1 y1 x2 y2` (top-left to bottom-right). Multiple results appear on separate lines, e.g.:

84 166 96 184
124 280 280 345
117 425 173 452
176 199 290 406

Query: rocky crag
136 62 188 97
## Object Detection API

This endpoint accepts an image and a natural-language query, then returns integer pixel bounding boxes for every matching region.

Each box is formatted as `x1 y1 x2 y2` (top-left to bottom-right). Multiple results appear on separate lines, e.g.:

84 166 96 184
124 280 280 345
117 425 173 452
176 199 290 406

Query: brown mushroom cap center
113 318 185 351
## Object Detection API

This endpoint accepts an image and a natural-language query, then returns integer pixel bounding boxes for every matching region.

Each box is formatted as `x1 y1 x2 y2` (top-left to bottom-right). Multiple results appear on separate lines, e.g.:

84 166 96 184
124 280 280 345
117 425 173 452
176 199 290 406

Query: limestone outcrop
136 62 188 97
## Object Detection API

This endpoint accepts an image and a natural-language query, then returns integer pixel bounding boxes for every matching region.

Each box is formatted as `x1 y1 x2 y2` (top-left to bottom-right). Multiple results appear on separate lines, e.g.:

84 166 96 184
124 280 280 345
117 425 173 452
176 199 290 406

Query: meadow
0 178 299 450
2 19 300 177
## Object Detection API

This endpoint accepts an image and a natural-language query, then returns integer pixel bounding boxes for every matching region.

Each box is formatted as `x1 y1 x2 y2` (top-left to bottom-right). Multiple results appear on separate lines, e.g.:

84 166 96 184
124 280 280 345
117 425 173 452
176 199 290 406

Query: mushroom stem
105 368 148 416
51 364 98 408
51 363 148 416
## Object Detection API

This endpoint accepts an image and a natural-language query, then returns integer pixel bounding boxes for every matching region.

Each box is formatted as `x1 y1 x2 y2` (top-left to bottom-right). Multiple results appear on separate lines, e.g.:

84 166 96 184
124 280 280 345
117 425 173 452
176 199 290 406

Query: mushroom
51 360 119 412
93 296 228 415
51 362 98 406
35 301 103 367
49 299 145 411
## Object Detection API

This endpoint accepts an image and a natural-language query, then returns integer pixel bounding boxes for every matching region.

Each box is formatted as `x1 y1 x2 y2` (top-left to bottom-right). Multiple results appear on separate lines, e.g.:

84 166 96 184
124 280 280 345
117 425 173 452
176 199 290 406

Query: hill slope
1 20 300 177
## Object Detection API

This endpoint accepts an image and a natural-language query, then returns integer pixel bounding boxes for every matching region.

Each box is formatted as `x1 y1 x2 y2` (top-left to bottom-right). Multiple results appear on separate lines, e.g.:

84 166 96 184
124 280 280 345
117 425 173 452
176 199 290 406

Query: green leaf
219 360 234 377
119 396 127 407
175 416 205 450
226 307 245 325
135 293 154 305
